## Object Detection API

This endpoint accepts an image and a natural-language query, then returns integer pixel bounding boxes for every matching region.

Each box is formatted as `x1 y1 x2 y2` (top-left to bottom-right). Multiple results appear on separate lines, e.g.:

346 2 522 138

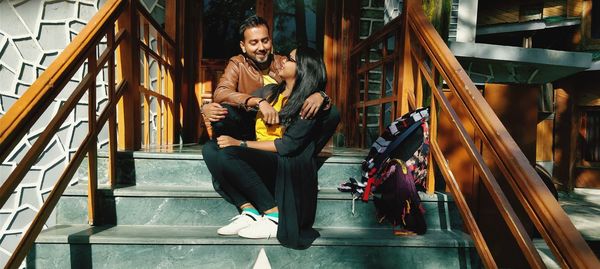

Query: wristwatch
319 91 331 108
240 140 248 147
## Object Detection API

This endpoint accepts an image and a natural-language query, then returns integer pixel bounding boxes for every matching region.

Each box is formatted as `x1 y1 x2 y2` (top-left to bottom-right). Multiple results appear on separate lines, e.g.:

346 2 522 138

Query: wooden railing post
165 0 180 145
116 0 141 150
87 50 98 225
108 22 118 186
397 0 414 116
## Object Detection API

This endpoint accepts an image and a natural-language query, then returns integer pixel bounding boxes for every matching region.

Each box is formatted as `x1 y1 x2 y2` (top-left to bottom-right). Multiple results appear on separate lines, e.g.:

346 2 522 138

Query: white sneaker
238 216 278 239
217 212 259 235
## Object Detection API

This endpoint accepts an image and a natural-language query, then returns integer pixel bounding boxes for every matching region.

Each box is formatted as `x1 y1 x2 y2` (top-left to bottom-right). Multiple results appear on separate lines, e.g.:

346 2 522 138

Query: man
201 15 328 139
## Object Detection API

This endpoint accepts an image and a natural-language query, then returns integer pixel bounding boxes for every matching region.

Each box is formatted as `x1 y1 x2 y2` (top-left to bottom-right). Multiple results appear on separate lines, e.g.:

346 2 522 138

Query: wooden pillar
256 0 274 36
165 0 183 144
170 0 202 143
397 0 414 116
340 0 359 147
554 85 577 191
116 0 141 150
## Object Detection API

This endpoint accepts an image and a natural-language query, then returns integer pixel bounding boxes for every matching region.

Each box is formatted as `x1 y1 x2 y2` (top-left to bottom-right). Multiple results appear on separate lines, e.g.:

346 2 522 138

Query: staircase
26 146 480 268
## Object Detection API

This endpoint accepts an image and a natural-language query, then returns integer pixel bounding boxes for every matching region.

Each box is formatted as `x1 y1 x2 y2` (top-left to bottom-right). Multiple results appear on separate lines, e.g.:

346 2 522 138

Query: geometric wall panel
0 0 165 265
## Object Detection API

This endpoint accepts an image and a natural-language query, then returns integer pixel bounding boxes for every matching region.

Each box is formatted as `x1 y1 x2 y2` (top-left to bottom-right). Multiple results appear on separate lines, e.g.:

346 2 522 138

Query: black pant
210 105 256 141
203 141 278 212
202 105 340 212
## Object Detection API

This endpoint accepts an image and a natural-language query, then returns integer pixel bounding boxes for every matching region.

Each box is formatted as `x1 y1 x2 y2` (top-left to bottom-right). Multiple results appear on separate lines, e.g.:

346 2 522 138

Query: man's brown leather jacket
213 54 285 108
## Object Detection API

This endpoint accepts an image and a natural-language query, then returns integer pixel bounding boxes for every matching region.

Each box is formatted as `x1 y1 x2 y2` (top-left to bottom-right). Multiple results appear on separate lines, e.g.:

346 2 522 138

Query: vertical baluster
87 48 98 225
143 21 150 146
398 2 412 116
108 23 117 187
416 58 423 108
166 46 175 144
426 65 438 194
157 35 163 146
427 87 437 195
361 72 367 148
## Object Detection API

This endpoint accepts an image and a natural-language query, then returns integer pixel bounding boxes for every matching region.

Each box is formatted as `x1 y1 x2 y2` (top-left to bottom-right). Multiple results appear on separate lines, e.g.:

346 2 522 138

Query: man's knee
211 105 255 140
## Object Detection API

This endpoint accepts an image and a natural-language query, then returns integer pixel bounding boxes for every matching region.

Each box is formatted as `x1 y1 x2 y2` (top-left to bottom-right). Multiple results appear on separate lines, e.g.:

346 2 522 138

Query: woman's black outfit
202 84 340 249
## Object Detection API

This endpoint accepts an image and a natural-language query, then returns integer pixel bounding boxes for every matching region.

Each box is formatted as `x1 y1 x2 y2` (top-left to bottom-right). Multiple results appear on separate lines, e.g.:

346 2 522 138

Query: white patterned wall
0 0 164 265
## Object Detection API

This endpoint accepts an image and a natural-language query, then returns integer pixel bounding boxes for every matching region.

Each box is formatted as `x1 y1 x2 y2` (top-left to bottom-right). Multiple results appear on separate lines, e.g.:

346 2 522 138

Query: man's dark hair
239 15 270 41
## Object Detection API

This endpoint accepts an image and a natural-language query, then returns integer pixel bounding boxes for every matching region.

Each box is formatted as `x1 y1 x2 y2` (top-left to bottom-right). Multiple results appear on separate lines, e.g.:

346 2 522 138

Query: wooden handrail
430 141 497 268
429 81 544 267
0 0 126 164
6 81 127 268
0 0 128 266
399 0 600 268
0 0 178 267
0 0 126 209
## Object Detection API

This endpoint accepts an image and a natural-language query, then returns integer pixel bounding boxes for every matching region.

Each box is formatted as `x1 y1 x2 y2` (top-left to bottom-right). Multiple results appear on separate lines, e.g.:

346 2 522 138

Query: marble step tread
98 148 367 163
36 224 473 248
64 183 455 202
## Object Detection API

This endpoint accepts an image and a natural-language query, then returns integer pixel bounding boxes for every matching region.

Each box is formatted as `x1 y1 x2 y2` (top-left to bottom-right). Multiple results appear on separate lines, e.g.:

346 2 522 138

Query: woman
204 46 339 249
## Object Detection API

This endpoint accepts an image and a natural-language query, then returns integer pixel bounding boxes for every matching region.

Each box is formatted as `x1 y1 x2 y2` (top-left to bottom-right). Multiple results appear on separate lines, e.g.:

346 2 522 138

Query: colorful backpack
340 107 430 235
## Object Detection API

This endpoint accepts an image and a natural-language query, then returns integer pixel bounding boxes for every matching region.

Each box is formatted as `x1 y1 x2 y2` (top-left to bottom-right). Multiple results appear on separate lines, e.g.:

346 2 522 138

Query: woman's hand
258 101 279 124
202 103 228 122
216 135 241 148
300 92 324 119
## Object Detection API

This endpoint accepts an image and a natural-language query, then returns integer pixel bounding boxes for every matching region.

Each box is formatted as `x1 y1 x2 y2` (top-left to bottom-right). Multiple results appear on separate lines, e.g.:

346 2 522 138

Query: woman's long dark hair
266 46 327 126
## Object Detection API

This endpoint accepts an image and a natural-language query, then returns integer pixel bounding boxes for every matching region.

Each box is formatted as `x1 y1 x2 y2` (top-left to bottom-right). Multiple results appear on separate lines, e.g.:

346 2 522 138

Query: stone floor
559 188 600 242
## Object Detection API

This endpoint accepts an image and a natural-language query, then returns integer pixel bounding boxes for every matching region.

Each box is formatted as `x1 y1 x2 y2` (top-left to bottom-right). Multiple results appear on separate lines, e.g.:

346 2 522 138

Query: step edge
35 224 474 248
64 184 455 202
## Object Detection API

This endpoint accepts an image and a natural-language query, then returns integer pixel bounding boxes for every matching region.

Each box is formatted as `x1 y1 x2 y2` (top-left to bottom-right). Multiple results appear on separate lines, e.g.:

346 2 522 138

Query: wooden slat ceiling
477 0 581 26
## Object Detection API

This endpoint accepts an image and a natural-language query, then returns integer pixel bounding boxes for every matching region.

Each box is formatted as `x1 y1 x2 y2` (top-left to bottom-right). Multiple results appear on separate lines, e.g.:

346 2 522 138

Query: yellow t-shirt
255 93 287 141
263 75 277 86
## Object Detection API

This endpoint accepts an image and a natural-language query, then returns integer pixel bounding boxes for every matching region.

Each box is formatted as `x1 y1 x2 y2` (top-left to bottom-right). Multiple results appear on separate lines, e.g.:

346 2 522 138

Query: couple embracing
201 15 340 250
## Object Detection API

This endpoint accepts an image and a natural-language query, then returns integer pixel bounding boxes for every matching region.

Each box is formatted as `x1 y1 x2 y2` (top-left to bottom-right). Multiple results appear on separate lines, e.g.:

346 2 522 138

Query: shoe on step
217 212 259 236
238 216 278 239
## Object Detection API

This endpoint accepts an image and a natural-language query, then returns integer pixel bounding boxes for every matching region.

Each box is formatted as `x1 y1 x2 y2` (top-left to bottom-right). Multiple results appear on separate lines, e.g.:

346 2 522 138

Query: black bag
339 107 430 235
372 159 427 235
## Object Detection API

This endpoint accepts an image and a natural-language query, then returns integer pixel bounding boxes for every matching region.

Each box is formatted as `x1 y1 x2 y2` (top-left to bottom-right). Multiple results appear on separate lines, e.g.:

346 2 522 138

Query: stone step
76 146 366 190
28 224 480 269
56 184 463 231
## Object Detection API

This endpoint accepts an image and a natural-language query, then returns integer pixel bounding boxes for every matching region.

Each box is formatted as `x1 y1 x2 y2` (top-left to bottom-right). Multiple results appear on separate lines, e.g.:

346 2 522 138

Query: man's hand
202 103 228 122
258 100 279 125
301 92 324 119
216 135 241 148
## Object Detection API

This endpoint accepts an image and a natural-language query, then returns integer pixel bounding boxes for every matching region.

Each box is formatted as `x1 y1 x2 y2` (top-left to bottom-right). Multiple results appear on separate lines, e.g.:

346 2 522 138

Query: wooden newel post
397 0 413 117
116 0 142 150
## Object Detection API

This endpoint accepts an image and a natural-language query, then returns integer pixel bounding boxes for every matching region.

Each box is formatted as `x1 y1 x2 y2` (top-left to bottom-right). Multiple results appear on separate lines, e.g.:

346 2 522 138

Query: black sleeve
274 117 318 157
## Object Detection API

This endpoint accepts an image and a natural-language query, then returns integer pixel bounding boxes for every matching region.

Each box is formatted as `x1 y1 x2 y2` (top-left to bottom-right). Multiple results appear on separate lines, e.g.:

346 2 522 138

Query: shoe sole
238 231 277 239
